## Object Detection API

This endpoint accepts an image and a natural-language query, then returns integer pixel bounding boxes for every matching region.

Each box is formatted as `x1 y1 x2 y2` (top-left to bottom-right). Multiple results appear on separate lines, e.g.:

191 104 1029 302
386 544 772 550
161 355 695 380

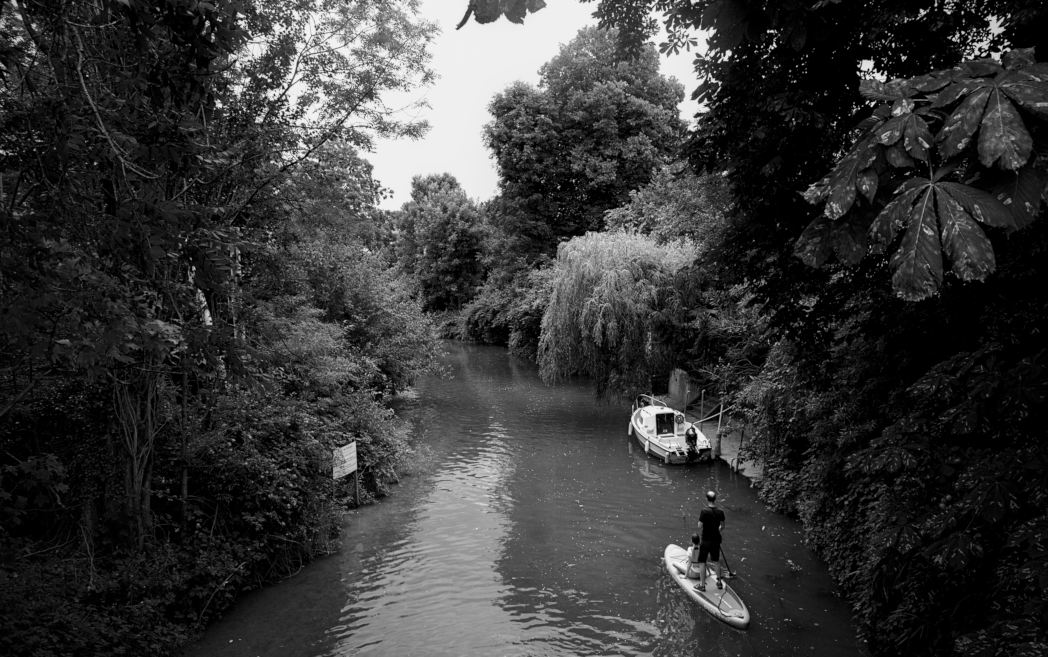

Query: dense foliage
459 25 690 356
459 264 555 360
604 165 731 247
443 1 1048 655
580 2 1048 655
798 52 1048 300
1 1 440 654
538 231 698 396
483 26 684 258
390 174 486 311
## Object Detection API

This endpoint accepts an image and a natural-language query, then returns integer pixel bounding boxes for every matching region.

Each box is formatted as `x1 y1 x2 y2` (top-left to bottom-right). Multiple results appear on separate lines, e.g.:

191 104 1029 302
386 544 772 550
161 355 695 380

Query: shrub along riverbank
1 372 436 655
0 230 442 656
1 2 442 654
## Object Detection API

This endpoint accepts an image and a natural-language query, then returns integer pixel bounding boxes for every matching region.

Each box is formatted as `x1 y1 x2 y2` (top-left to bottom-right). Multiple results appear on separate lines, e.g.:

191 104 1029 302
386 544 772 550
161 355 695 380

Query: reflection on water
188 342 864 657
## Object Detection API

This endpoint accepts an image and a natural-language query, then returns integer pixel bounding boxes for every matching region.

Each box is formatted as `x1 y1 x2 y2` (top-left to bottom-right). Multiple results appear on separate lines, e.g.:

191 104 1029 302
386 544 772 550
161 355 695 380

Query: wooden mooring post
713 403 725 460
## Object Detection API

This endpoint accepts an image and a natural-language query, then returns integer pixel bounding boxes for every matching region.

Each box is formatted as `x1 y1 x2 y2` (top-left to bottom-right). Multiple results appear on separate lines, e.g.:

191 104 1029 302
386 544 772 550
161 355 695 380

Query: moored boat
628 394 711 464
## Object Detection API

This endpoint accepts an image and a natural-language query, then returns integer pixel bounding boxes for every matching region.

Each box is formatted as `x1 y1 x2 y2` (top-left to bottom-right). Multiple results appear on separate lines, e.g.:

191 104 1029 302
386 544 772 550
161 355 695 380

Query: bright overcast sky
367 0 704 210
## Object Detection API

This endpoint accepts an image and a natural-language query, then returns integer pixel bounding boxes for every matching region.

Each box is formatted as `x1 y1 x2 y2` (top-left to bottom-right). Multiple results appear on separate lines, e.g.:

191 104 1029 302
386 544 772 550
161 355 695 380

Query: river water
188 342 864 657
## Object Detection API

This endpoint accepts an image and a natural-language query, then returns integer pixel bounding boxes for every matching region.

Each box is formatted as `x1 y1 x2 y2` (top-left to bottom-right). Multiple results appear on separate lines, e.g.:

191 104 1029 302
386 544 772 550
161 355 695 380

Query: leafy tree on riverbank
391 174 486 312
459 264 556 359
584 3 1048 655
778 48 1048 656
457 26 687 350
468 2 1048 654
604 165 731 247
483 26 684 257
1 1 440 654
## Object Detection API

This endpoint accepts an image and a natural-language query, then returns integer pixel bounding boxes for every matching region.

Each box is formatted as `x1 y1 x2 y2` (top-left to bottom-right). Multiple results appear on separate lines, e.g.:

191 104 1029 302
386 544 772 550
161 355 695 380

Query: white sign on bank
332 441 357 480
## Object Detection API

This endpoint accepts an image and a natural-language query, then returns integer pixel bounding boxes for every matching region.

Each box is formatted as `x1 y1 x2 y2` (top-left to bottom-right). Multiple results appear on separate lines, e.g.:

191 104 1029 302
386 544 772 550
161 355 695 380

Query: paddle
720 545 738 579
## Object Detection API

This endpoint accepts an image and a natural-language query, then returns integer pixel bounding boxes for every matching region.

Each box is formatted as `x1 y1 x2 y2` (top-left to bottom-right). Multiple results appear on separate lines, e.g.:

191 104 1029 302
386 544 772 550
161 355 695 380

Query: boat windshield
655 413 676 435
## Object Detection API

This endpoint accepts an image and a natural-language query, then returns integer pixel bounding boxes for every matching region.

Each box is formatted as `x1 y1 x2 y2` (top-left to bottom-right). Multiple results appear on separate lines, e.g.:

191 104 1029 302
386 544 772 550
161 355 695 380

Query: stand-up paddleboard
664 544 750 629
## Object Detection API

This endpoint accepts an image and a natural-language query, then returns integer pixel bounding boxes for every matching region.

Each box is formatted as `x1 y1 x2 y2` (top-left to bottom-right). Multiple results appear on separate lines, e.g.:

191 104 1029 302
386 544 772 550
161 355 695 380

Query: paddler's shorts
698 541 720 562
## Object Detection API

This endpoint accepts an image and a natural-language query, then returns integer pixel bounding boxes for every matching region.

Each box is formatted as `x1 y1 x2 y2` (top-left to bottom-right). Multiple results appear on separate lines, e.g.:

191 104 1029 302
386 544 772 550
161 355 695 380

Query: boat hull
664 544 750 629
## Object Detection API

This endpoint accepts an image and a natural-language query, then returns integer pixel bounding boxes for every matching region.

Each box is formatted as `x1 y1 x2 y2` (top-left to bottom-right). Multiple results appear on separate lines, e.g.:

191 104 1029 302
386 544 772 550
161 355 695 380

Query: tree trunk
114 369 164 551
140 457 152 550
181 369 188 532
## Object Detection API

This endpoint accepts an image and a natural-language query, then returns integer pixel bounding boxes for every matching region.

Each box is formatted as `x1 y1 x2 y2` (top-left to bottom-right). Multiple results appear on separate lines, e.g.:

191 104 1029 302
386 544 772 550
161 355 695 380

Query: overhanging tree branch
71 25 158 183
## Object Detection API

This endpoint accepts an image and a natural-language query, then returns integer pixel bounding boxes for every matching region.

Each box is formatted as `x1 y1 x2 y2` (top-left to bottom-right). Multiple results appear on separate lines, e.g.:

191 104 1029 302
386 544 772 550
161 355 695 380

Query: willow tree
537 231 696 397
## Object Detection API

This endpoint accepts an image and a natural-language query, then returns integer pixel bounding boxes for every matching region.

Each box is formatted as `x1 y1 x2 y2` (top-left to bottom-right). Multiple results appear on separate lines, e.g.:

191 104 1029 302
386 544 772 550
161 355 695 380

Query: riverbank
187 341 864 657
660 389 763 481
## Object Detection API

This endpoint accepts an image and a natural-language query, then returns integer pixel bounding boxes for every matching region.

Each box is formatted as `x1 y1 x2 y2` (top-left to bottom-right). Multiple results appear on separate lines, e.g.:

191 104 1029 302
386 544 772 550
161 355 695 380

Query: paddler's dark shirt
699 507 725 544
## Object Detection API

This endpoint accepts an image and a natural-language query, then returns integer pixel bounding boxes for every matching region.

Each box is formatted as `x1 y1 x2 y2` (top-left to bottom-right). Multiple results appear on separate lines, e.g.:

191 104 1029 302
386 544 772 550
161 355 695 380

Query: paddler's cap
706 490 717 502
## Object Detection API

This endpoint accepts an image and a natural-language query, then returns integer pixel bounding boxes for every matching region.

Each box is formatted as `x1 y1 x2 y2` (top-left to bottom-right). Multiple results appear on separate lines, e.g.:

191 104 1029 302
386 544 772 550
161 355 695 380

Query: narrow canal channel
189 342 865 657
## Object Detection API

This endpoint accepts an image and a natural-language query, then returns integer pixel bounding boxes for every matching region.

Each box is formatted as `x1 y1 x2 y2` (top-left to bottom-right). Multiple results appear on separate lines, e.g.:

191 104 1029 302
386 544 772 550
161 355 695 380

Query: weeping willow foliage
538 231 697 397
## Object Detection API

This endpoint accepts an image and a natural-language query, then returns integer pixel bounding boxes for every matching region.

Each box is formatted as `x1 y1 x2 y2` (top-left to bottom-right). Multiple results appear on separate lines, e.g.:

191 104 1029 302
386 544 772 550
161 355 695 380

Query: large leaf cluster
466 0 547 26
583 1 1045 336
798 51 1048 300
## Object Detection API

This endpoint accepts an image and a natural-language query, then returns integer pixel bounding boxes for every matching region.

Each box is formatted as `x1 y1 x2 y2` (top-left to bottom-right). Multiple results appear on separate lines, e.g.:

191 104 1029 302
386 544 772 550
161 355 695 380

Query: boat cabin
655 411 679 435
633 395 684 437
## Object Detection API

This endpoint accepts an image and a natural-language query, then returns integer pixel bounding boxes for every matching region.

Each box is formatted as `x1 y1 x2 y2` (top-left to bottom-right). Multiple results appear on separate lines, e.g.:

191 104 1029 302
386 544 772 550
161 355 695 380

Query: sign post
332 441 359 507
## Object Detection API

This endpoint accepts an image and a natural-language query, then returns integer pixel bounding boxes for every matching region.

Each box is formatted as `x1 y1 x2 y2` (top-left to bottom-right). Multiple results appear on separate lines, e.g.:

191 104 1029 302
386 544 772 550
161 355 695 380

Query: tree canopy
586 0 1048 314
1 2 441 652
578 3 1048 655
798 52 1048 300
391 174 486 311
603 165 731 248
464 3 1048 655
483 26 684 257
1 0 436 400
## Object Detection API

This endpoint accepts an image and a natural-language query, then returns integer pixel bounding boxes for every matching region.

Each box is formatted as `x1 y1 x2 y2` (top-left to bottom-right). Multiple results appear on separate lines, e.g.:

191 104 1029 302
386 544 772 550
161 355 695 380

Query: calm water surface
189 342 865 656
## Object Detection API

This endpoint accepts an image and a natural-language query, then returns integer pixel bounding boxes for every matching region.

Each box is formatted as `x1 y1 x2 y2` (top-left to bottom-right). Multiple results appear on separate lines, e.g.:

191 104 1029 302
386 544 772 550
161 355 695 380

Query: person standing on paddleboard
697 490 726 591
